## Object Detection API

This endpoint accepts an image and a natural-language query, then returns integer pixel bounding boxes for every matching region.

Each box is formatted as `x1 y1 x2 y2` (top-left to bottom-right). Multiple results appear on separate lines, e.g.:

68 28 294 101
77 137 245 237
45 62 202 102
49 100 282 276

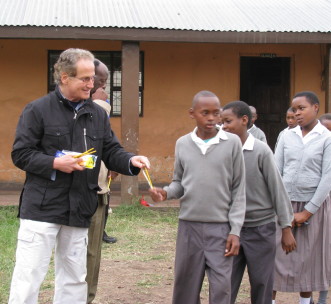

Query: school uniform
230 134 293 304
248 124 267 143
274 126 289 151
274 122 331 292
164 126 246 304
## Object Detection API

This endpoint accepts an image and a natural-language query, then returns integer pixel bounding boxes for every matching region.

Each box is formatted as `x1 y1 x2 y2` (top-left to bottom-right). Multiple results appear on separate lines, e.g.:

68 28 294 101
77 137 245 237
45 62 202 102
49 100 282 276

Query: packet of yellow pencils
55 150 98 169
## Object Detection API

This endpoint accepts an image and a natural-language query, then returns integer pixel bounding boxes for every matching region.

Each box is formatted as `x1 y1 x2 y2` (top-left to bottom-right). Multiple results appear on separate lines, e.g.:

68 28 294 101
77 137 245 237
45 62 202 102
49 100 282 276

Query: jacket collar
55 86 91 110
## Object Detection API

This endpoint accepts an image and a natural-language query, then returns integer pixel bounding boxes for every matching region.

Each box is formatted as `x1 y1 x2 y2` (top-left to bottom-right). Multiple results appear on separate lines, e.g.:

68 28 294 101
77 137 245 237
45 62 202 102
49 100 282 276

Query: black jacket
12 87 138 228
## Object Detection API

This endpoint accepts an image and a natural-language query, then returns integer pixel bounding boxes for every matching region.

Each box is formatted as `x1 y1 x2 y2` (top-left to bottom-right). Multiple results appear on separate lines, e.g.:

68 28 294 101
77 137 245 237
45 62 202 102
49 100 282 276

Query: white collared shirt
292 121 327 144
247 124 255 132
191 126 228 155
242 133 255 151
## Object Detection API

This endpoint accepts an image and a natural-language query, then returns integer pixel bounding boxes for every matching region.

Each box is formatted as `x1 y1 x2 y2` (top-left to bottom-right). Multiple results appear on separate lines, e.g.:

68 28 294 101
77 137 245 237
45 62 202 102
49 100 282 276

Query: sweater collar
191 125 228 144
191 126 228 155
242 133 255 151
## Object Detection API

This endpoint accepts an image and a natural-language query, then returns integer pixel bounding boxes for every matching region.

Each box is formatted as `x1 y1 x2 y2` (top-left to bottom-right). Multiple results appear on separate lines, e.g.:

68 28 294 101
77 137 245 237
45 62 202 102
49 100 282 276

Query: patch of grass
0 206 56 304
103 202 178 262
0 206 19 304
136 273 164 288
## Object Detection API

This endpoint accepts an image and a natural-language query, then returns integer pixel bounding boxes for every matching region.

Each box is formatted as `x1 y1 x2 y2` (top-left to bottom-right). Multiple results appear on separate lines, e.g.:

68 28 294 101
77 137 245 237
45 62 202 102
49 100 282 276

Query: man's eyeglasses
70 76 96 83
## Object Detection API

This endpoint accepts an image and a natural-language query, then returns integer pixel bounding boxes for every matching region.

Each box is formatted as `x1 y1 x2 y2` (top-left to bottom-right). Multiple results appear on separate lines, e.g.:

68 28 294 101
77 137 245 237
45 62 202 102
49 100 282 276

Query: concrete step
0 189 179 208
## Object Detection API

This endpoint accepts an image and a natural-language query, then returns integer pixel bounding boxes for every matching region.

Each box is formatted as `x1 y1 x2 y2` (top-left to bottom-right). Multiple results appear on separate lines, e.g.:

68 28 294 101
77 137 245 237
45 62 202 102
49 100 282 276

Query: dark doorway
240 57 291 150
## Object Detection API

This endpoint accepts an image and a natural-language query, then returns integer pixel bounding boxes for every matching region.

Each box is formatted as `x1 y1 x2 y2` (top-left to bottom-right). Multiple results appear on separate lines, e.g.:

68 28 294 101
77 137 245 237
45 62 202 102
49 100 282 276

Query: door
240 57 291 150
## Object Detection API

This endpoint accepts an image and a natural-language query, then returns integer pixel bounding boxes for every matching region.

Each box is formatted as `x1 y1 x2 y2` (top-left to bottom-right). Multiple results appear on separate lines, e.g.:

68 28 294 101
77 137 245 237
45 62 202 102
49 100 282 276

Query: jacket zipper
72 107 89 151
84 128 88 151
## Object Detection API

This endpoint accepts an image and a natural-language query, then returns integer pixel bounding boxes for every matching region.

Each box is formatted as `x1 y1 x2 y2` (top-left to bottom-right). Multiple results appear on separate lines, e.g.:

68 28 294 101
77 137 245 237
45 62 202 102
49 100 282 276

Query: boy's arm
227 138 246 236
261 146 293 228
281 227 296 254
163 141 184 199
260 145 296 252
274 131 285 176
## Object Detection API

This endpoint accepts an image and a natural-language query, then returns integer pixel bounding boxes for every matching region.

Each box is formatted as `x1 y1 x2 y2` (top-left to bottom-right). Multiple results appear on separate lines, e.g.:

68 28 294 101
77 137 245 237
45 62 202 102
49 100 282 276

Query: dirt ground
89 247 329 304
2 191 329 304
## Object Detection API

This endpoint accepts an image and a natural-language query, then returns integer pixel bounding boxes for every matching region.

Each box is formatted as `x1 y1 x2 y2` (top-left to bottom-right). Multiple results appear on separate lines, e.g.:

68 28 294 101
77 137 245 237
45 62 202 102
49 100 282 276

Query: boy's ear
189 108 194 119
242 115 249 126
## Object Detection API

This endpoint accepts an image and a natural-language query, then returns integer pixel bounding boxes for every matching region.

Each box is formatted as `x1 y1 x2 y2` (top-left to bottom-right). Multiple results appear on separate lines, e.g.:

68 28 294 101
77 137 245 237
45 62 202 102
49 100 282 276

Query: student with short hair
273 91 331 304
149 91 246 304
319 113 331 131
248 105 267 143
222 100 296 304
275 107 298 150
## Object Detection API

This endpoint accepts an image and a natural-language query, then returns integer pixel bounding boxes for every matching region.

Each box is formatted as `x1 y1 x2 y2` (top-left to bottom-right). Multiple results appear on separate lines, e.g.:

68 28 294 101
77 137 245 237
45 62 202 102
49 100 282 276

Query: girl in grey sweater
273 91 331 304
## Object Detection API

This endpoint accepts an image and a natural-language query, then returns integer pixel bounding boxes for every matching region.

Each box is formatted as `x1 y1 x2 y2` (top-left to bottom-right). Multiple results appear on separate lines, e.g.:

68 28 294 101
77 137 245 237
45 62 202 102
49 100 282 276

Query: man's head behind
249 106 257 125
92 59 109 94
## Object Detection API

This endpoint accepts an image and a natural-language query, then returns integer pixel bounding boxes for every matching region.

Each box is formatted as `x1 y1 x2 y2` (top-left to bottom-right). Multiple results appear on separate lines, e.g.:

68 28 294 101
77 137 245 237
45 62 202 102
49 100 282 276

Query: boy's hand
224 234 240 257
148 187 167 202
281 227 296 254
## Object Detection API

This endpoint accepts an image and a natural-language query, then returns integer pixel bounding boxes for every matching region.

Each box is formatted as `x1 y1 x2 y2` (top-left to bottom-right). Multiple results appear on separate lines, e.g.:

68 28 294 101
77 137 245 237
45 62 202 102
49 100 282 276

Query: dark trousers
231 222 276 304
104 198 109 231
86 194 108 303
173 220 233 304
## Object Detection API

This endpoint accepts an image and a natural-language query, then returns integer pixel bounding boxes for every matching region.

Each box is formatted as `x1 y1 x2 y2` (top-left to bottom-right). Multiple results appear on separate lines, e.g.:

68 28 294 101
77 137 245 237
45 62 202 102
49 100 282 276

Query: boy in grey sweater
149 91 246 304
222 100 296 304
247 106 267 143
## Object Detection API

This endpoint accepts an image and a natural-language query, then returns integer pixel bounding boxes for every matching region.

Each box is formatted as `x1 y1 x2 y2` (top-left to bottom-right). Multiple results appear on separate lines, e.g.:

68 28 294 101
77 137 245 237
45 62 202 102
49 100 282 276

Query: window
48 50 144 116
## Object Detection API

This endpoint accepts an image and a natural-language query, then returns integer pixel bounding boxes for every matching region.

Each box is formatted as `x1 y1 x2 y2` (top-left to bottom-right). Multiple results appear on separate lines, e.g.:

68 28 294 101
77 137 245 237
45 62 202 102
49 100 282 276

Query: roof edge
0 26 331 43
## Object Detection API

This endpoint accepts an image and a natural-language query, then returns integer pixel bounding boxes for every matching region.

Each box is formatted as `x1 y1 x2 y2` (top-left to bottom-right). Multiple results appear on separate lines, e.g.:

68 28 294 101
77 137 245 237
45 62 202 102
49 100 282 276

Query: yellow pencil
73 149 96 158
143 168 153 189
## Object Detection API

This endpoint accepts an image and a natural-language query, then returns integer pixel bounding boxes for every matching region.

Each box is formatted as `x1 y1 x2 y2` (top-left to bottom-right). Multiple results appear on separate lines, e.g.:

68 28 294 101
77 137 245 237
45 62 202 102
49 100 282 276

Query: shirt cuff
304 201 319 214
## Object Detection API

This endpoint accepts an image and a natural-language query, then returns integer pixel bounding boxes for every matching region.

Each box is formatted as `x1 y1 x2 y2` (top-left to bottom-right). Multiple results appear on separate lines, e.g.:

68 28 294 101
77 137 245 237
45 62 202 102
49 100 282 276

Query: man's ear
61 72 69 85
189 108 194 119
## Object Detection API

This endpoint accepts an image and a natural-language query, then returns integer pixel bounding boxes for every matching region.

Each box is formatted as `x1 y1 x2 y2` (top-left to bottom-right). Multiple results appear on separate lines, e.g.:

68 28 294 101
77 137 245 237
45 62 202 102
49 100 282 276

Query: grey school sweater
275 124 331 214
248 124 267 143
243 134 293 228
164 130 246 236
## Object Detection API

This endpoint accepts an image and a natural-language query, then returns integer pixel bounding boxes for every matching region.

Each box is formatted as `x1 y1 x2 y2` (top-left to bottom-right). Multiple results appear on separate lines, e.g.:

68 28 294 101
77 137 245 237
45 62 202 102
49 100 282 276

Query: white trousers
8 219 88 304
